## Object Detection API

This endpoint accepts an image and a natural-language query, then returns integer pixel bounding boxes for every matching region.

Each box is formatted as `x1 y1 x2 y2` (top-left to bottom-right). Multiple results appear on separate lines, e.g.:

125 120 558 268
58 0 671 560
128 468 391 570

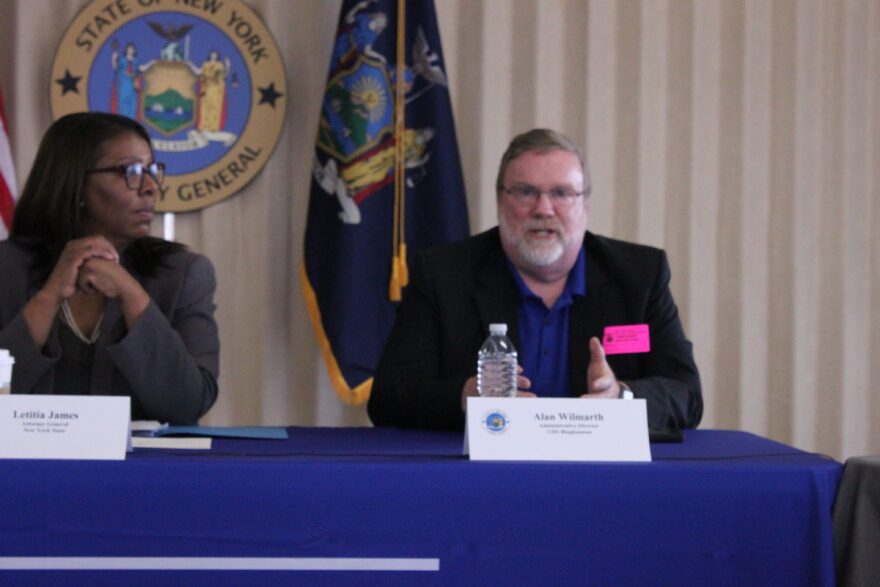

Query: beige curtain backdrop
0 0 877 461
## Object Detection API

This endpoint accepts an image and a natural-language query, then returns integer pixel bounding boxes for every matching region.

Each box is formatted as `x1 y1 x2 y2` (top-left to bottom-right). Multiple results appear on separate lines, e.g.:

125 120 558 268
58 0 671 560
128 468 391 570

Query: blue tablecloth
0 428 842 586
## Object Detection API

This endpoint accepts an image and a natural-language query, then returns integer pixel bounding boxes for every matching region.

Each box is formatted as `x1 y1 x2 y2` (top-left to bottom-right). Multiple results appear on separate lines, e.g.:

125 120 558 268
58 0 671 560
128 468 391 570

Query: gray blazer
0 239 219 424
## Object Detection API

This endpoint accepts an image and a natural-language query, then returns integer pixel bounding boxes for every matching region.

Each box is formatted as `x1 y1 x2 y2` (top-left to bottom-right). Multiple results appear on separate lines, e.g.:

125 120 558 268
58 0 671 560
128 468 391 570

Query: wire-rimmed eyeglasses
500 184 585 206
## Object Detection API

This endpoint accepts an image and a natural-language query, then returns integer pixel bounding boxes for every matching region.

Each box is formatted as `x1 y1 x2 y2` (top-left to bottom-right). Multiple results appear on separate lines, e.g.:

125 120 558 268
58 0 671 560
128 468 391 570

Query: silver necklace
60 300 103 345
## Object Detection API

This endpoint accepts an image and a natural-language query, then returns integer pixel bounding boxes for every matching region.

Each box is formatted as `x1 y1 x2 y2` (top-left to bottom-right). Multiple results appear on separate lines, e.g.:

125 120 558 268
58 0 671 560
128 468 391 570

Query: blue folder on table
143 425 288 440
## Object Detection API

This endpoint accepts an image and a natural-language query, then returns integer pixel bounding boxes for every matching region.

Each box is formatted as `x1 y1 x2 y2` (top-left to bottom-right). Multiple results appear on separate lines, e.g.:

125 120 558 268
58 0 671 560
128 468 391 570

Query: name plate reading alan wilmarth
0 395 130 460
466 397 651 462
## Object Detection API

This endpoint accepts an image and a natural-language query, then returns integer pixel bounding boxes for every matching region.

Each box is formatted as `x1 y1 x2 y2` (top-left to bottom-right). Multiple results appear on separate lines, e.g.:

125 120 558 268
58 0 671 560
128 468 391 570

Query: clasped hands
41 236 150 323
43 236 130 301
23 236 151 348
460 336 622 411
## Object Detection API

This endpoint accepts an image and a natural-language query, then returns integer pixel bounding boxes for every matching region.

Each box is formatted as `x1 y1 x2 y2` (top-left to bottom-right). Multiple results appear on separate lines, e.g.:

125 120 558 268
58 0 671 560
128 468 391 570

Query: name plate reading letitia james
0 395 130 460
466 397 651 462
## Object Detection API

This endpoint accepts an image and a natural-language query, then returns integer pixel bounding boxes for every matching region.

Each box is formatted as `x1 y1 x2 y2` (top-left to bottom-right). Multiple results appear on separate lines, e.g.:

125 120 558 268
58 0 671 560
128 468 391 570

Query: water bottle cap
488 323 507 335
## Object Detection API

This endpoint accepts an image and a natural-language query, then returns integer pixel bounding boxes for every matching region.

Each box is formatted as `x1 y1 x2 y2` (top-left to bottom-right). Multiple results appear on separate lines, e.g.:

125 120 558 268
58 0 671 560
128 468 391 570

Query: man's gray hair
495 128 590 195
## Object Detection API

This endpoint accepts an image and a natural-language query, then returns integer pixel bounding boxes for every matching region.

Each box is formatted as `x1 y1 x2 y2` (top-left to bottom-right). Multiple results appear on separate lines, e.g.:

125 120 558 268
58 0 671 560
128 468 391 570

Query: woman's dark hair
11 111 182 279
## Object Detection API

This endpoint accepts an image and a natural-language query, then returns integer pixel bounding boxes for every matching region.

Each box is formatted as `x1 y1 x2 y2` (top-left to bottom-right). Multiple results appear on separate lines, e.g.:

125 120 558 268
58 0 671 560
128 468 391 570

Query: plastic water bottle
477 323 518 397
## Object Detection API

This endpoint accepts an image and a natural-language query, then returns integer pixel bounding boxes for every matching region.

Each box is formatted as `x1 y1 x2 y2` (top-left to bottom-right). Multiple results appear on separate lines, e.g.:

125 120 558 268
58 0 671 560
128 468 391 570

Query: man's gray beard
499 215 565 267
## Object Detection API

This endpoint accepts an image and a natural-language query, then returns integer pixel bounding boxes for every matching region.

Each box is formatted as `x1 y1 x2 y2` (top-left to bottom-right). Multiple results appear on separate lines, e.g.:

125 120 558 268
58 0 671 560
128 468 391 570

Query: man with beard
368 128 702 432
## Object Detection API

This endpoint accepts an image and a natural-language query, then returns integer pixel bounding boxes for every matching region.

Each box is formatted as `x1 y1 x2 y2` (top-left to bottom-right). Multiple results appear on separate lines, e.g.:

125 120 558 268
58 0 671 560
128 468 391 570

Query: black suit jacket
368 228 703 431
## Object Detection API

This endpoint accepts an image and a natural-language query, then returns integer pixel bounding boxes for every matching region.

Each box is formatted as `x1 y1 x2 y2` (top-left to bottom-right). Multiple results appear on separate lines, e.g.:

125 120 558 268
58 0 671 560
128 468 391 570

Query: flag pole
389 0 407 301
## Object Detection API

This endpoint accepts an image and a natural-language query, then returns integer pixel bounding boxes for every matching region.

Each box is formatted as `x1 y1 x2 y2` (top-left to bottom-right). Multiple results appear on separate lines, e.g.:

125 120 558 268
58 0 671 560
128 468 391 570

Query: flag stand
163 212 175 242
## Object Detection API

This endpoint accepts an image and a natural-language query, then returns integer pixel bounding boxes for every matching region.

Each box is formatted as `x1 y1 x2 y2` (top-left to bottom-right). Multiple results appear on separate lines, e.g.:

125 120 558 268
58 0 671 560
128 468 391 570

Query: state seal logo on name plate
483 411 509 434
50 0 287 212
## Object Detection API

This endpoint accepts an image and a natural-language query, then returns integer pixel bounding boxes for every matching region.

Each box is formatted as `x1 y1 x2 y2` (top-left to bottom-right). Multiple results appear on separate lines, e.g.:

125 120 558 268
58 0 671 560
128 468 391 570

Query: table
0 428 842 586
833 455 880 587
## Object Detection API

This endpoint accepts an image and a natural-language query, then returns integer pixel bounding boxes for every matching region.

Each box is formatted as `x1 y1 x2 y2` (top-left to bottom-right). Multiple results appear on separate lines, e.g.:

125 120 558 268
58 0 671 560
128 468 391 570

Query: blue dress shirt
505 249 586 397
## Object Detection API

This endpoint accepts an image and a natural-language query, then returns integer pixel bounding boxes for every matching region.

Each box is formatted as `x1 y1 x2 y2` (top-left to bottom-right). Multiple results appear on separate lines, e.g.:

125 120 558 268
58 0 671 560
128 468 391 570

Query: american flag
0 86 17 240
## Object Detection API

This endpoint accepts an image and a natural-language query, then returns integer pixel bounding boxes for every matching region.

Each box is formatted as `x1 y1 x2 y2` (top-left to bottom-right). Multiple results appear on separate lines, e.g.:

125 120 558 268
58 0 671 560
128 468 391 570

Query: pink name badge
603 324 651 355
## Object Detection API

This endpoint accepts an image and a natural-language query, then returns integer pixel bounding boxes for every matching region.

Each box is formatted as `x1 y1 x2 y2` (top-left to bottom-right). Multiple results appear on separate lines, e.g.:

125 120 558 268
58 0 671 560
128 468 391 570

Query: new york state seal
51 0 287 212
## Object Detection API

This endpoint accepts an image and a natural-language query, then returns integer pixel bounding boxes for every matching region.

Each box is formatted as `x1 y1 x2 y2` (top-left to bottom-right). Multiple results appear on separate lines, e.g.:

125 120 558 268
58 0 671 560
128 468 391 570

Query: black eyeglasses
501 184 585 206
86 162 166 190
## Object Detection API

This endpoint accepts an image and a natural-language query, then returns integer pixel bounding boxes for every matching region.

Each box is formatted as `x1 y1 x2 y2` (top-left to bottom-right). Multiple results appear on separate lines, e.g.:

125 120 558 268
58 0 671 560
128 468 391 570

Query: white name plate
466 397 651 462
0 395 130 460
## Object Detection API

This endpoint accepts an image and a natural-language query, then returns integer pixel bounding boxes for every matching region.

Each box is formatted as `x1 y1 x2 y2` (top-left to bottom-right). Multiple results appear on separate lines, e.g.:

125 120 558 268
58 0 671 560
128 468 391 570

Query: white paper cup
0 349 14 394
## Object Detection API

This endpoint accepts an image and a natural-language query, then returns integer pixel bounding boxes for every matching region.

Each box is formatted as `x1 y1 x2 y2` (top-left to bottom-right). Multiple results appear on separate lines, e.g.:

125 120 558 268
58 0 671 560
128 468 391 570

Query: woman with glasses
0 112 219 424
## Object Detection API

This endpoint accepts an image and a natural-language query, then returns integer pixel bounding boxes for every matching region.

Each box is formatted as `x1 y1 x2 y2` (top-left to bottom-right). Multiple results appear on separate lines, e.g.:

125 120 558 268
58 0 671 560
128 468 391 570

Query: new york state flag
302 0 469 405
